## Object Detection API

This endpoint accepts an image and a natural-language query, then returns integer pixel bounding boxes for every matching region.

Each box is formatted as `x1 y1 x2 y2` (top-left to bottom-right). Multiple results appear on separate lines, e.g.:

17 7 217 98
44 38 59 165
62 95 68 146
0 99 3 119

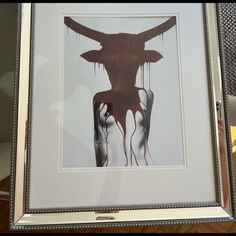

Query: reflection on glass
217 101 231 210
228 95 236 154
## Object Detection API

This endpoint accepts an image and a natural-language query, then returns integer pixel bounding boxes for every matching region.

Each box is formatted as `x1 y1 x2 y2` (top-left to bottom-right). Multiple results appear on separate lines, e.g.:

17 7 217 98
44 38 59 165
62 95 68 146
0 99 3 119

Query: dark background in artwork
0 3 236 233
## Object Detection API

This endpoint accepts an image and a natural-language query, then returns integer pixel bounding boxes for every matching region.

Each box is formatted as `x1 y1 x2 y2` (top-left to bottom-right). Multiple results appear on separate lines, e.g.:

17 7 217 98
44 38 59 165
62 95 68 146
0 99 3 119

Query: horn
64 17 107 43
137 16 176 42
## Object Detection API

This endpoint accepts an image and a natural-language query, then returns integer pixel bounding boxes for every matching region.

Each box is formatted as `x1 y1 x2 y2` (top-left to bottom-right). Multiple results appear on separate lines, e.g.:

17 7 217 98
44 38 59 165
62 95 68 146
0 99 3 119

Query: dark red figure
64 17 176 167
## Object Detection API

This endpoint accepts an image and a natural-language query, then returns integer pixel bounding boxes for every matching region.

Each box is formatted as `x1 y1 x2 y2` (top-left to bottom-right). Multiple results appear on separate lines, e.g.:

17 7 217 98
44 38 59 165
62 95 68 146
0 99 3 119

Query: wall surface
0 3 17 142
0 4 17 78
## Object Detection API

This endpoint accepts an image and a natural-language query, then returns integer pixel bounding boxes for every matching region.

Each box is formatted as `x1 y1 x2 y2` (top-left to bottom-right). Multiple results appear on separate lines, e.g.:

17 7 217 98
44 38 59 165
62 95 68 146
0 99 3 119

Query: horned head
64 17 176 66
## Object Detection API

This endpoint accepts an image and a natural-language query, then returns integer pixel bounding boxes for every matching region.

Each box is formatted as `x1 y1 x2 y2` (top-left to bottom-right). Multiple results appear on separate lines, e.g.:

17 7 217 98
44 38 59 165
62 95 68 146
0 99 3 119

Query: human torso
93 87 154 167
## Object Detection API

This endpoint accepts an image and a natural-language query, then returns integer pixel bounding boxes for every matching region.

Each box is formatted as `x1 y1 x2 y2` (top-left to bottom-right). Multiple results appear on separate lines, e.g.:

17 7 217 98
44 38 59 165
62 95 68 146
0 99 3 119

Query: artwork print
62 16 184 168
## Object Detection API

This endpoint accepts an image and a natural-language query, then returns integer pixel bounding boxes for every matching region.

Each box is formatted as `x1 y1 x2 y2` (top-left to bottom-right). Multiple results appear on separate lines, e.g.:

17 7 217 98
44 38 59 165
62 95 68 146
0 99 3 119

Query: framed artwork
10 3 236 229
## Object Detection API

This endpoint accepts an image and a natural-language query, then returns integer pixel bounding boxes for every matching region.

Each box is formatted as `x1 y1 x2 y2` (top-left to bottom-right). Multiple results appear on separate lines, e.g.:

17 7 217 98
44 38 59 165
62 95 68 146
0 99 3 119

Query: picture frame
10 3 236 230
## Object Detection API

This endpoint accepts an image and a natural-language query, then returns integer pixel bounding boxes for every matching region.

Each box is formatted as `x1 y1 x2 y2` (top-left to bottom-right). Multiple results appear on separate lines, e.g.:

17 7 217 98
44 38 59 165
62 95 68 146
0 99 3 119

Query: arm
93 102 109 167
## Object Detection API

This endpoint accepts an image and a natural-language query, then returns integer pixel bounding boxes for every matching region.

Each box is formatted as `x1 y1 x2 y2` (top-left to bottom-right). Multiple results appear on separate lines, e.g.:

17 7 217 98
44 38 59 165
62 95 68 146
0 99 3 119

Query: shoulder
138 88 154 100
93 90 111 102
93 90 113 111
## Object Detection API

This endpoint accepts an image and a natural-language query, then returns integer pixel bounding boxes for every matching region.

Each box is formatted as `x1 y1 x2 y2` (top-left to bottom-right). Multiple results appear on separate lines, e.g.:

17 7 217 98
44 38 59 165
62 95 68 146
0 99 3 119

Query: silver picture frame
10 3 236 230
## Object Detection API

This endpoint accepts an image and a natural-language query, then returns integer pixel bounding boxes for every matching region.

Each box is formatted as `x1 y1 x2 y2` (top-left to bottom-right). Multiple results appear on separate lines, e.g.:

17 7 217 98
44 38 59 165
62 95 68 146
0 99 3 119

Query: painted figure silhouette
64 17 176 167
